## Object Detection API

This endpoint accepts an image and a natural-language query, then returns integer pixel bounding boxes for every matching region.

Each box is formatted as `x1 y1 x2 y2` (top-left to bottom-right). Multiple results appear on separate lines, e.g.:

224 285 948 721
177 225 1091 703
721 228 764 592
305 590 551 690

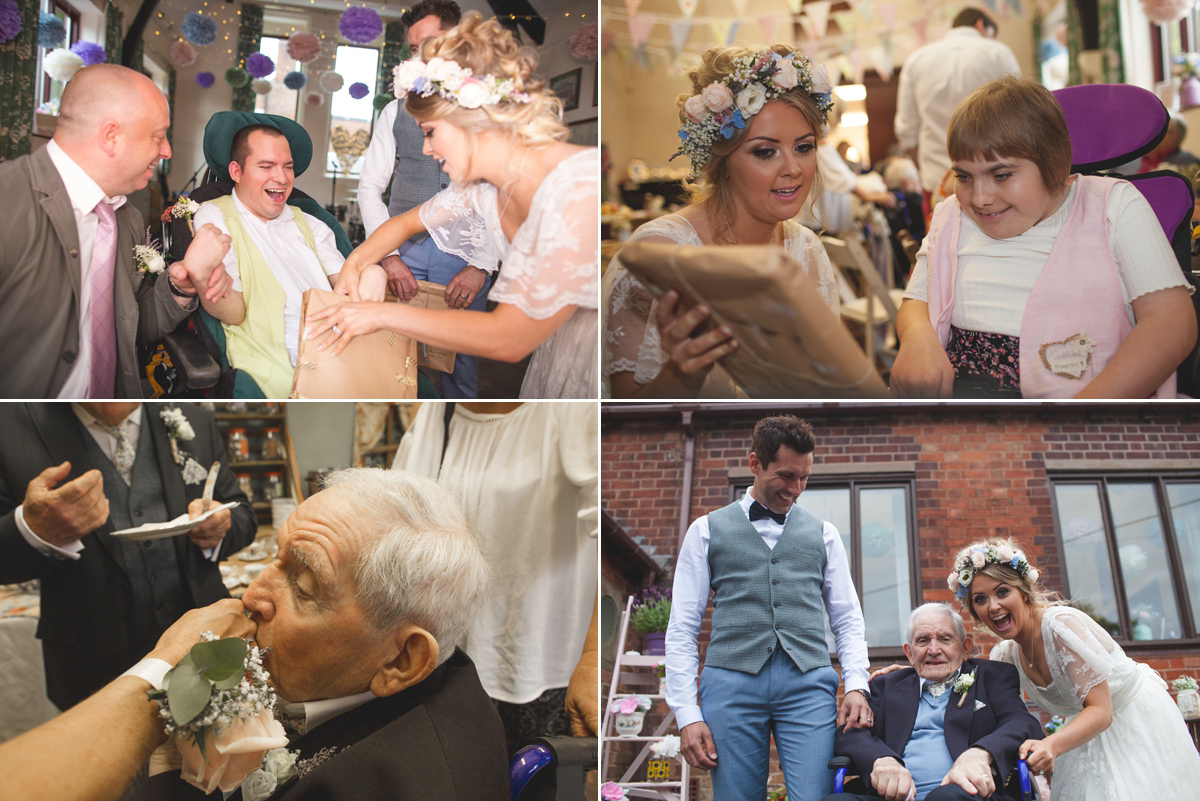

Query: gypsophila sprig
953 670 976 707
134 227 166 274
392 56 530 110
672 50 833 175
947 543 1039 602
171 195 200 220
1172 675 1199 692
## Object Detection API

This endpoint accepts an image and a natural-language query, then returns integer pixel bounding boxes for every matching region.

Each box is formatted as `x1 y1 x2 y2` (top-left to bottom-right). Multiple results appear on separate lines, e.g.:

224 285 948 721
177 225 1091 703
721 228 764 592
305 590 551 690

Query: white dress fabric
991 606 1200 801
419 149 599 398
602 214 840 397
392 402 598 704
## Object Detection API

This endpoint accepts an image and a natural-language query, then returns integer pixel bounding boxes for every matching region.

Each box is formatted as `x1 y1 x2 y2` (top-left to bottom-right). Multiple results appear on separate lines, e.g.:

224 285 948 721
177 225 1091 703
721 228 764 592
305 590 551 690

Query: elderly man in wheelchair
822 603 1042 801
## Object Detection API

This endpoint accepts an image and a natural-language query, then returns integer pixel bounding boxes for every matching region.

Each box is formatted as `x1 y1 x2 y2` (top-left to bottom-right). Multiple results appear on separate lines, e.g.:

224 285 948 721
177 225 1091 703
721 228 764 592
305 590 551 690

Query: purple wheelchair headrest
1053 84 1169 172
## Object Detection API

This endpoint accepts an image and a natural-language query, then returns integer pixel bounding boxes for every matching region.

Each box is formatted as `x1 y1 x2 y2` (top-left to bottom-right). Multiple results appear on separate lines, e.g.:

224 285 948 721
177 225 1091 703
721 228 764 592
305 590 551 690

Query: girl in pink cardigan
890 76 1196 398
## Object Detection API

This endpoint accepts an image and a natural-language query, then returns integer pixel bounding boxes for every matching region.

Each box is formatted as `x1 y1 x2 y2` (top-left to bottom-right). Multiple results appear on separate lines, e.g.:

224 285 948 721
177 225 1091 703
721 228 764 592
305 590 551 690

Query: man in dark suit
0 402 257 710
0 64 232 398
826 603 1042 801
145 467 508 800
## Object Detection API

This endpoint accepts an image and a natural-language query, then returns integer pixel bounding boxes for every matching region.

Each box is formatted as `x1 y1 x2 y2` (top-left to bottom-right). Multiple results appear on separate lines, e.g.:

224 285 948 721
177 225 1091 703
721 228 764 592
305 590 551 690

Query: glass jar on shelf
263 471 285 502
262 428 284 460
236 473 255 502
227 428 250 462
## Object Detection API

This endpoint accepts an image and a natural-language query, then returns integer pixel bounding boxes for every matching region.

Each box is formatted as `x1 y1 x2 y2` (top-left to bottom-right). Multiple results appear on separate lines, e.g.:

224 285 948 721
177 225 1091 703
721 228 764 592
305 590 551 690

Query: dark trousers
825 784 1001 801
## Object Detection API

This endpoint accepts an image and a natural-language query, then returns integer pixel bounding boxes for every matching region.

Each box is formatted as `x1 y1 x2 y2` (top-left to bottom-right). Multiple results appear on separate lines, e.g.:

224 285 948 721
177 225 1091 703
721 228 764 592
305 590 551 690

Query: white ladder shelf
601 595 691 800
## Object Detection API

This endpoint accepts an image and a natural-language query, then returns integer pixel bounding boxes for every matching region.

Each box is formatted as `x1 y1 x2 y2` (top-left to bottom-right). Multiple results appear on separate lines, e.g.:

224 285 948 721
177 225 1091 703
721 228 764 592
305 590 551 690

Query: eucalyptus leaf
167 659 213 725
212 670 243 691
190 637 248 684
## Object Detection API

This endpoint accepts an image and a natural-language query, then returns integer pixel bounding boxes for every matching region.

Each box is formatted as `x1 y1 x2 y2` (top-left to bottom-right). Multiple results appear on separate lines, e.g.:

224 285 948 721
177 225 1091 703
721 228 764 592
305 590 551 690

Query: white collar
45 139 127 216
740 488 791 522
281 689 377 733
71 403 142 432
231 182 296 226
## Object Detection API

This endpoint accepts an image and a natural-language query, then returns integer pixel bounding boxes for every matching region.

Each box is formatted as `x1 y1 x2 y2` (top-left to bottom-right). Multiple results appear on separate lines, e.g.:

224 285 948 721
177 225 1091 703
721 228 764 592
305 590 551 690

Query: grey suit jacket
0 146 194 397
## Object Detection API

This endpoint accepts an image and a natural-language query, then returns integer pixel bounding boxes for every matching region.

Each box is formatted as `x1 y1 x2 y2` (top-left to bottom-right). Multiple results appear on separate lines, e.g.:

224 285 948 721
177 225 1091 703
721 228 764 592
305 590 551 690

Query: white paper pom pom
252 79 272 95
44 48 84 83
1141 0 1192 23
318 70 344 93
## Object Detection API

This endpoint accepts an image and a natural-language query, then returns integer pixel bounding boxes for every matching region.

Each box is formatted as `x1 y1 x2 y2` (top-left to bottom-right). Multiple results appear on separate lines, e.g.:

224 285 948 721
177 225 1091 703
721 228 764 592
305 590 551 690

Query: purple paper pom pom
39 12 65 48
70 41 106 67
196 71 215 88
0 0 23 45
181 12 217 47
245 52 274 79
348 81 370 100
283 70 307 90
338 8 382 44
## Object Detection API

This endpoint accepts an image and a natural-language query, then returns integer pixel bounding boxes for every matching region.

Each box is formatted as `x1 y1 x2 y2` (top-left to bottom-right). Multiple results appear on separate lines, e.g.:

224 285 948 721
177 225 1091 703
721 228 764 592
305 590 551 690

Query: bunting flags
628 12 658 49
807 1 832 37
669 19 692 57
757 13 780 44
677 0 697 19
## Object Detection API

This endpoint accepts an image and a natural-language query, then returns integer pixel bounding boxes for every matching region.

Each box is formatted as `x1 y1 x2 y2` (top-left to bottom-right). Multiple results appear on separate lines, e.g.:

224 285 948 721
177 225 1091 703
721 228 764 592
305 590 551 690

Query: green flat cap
202 111 313 182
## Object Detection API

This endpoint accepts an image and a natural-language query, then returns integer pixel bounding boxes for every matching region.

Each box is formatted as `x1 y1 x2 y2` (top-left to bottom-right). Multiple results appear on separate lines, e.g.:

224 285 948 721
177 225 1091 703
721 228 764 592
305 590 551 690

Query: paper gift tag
291 289 419 398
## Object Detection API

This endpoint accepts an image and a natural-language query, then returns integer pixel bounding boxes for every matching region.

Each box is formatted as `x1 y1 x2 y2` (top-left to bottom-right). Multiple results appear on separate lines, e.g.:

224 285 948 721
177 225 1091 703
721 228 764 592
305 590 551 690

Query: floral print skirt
946 326 1022 396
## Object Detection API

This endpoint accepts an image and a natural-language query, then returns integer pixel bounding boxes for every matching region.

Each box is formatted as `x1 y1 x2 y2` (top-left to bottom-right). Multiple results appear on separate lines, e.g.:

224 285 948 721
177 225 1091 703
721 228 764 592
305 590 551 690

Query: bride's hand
307 301 385 357
333 257 366 301
1019 737 1057 776
654 290 738 386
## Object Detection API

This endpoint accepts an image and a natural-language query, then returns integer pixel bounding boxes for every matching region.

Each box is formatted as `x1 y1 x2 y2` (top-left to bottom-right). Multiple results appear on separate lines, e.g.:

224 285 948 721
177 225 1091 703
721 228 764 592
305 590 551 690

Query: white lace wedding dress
991 606 1200 801
420 149 598 398
601 215 840 397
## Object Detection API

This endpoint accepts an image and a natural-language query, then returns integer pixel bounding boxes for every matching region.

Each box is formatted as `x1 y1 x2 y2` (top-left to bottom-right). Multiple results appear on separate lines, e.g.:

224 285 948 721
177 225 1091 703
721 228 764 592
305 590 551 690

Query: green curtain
233 3 263 112
0 0 39 161
1067 0 1082 86
105 1 123 66
1032 14 1044 84
1097 0 1123 83
376 20 406 98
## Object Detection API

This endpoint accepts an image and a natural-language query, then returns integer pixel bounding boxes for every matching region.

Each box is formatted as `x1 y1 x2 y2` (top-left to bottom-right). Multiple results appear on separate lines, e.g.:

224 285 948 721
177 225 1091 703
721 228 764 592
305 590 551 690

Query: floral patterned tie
99 421 134 484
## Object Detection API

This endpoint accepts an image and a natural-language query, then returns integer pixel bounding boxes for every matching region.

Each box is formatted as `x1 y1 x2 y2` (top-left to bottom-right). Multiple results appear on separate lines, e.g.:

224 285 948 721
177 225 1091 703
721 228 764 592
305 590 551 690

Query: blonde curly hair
954 537 1065 631
679 44 826 243
403 12 568 151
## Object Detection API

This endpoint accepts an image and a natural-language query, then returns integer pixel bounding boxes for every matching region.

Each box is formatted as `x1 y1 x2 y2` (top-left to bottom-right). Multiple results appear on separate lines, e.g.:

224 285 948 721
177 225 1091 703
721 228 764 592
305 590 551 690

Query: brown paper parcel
617 242 888 398
291 288 419 399
405 281 457 373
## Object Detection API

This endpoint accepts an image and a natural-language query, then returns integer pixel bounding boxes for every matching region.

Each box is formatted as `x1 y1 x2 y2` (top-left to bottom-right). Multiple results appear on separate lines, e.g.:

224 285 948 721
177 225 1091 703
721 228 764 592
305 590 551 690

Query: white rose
736 83 767 117
262 748 297 783
186 199 200 215
425 56 454 82
144 252 166 274
241 769 278 801
1027 567 1039 584
997 544 1015 562
455 80 490 109
772 59 799 90
684 94 708 123
809 62 832 94
393 59 425 92
958 569 973 586
970 551 986 569
701 82 734 112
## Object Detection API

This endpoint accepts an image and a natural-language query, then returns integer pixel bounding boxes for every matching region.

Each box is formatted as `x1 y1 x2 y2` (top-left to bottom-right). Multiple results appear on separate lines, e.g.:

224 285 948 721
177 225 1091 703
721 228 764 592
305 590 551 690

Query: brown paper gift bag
617 242 888 398
405 281 457 373
290 289 419 398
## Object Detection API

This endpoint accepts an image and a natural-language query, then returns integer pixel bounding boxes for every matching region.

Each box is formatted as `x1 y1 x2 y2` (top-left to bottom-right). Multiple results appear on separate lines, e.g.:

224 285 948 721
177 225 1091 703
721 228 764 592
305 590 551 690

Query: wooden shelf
212 404 299 525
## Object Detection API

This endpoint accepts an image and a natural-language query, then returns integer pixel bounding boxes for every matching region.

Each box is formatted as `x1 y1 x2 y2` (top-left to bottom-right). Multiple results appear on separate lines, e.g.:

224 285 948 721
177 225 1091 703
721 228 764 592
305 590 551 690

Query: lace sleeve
486 150 598 318
1044 607 1119 706
418 182 503 273
786 222 842 314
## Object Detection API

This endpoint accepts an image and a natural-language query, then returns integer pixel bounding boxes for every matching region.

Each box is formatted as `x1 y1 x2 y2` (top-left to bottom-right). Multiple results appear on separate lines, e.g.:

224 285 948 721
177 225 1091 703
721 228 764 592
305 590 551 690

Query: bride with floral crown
312 12 597 399
602 45 842 398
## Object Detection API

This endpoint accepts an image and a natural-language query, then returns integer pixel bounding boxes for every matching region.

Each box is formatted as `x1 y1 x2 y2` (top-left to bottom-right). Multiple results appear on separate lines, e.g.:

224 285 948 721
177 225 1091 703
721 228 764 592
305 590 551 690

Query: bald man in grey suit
0 64 232 398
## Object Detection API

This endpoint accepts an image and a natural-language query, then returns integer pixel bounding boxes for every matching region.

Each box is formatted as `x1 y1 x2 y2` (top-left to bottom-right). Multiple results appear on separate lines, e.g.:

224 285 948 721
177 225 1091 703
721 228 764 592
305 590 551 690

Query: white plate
110 501 240 541
222 574 244 589
243 563 266 579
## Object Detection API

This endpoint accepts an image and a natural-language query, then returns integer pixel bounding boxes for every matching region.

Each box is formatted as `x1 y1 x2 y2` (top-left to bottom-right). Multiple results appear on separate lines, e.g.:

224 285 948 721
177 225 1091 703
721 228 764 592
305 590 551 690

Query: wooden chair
822 234 905 369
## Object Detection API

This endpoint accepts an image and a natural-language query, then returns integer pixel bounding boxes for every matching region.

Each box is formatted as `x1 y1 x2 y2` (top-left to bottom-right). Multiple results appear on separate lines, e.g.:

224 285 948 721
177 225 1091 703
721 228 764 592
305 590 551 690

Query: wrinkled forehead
282 488 363 582
910 611 960 640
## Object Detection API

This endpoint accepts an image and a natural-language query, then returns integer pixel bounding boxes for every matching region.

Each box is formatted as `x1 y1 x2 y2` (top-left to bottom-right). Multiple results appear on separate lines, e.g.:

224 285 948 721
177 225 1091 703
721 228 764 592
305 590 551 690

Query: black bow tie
749 501 787 525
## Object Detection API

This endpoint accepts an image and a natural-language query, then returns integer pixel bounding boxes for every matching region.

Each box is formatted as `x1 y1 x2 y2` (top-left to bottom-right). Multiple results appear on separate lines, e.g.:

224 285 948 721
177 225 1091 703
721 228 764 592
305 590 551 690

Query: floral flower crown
392 55 530 110
948 542 1040 602
672 50 835 175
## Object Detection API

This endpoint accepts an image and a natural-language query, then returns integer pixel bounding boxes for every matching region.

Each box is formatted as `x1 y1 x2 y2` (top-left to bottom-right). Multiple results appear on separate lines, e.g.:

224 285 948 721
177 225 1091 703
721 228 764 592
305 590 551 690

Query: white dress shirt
44 140 130 398
665 488 870 729
192 191 342 366
17 404 219 561
357 99 403 258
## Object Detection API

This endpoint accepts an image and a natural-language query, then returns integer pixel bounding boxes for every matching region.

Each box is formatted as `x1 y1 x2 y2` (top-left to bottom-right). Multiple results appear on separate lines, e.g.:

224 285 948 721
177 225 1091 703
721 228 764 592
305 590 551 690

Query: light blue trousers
699 650 839 801
397 236 490 398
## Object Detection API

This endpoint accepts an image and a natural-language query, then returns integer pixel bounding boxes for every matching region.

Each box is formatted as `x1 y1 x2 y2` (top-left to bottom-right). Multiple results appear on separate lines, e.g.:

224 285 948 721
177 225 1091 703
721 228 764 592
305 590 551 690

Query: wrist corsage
954 670 976 707
135 227 167 274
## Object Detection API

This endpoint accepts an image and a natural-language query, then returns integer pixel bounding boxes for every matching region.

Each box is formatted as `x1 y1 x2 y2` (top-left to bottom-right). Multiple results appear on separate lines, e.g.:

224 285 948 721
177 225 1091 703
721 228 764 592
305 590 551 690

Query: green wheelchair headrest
203 111 314 182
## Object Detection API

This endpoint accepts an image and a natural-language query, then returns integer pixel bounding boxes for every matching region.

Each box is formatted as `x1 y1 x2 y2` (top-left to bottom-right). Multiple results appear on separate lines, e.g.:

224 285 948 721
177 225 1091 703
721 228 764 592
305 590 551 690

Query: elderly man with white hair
145 467 508 801
825 602 1042 801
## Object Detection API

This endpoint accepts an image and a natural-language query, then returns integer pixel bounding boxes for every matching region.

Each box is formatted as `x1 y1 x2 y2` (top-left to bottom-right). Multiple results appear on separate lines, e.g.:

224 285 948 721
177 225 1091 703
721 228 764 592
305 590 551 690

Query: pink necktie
88 200 118 398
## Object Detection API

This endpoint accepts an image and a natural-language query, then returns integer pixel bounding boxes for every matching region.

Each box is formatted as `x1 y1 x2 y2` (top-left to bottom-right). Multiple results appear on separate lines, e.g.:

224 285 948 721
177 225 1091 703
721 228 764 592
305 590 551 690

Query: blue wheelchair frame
829 755 1034 800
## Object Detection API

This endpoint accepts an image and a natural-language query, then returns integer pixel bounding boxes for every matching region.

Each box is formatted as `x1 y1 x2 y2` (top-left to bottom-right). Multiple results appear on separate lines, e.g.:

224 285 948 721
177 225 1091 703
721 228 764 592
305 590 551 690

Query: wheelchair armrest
1017 758 1033 801
828 755 852 794
509 736 597 801
161 328 221 389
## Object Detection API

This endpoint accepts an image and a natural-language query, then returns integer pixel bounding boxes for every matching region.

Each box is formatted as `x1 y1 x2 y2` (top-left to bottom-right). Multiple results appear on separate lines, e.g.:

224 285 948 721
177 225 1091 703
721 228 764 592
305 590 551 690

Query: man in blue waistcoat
665 415 872 801
825 603 1042 801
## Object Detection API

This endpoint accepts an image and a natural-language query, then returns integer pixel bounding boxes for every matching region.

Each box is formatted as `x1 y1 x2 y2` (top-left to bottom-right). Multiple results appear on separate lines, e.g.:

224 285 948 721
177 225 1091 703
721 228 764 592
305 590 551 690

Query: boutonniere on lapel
954 670 976 708
160 406 207 484
134 227 167 274
240 745 340 801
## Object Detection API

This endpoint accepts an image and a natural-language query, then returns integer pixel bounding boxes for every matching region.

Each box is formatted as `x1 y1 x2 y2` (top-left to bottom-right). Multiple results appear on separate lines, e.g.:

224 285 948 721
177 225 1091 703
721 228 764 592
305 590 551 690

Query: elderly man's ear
369 624 440 698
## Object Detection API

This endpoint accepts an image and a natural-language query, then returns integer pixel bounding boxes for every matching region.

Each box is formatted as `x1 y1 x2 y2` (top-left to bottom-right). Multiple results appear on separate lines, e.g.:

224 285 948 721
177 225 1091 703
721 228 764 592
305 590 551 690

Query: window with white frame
730 474 916 649
326 44 379 177
39 0 81 114
1052 473 1200 642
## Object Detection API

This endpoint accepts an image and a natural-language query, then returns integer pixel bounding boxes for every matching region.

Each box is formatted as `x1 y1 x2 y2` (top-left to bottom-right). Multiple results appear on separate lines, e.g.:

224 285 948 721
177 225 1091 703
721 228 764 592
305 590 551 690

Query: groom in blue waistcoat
665 415 873 801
